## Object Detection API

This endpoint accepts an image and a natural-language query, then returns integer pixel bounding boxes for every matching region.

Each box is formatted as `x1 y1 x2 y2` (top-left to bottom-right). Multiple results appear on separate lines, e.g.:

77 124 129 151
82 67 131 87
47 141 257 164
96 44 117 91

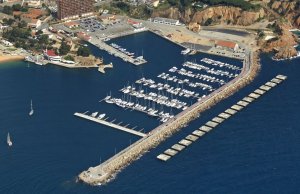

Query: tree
77 46 91 57
64 55 75 61
59 41 71 55
36 30 43 36
18 20 27 28
12 4 22 11
38 34 49 45
21 7 28 12
3 6 13 15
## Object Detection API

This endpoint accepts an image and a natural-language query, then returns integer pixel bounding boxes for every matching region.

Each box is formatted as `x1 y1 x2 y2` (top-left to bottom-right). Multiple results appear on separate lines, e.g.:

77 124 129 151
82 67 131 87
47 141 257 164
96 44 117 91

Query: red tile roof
216 40 237 49
45 50 58 57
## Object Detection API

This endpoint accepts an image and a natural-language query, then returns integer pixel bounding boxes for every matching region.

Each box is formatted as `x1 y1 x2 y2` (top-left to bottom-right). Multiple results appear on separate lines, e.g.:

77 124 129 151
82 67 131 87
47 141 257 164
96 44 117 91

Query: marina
97 58 244 124
157 74 288 161
72 26 262 186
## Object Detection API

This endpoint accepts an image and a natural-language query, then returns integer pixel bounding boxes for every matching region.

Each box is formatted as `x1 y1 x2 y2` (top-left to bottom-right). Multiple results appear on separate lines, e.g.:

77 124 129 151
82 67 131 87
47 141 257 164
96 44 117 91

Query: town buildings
57 0 94 20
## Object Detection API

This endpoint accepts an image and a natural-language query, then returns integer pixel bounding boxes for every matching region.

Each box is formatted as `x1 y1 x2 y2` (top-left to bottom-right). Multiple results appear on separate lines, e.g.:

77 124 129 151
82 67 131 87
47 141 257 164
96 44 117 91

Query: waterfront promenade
78 40 260 185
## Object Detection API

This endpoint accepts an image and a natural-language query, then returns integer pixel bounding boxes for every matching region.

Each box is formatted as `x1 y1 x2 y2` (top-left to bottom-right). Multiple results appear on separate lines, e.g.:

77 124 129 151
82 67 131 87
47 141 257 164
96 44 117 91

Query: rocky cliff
191 6 265 26
261 22 298 59
151 6 265 26
269 0 300 27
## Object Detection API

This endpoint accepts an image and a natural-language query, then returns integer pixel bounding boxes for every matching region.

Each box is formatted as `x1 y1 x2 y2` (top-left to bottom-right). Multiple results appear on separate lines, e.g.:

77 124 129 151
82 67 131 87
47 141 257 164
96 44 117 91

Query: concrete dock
254 89 265 95
249 93 260 99
200 125 213 132
205 121 219 128
74 112 147 137
219 112 231 119
179 139 192 146
276 75 287 80
89 39 147 66
225 108 237 115
164 149 178 156
243 97 255 103
212 117 225 123
237 100 249 107
260 85 271 91
186 134 199 142
157 154 171 161
231 104 244 111
271 78 282 84
265 81 277 87
172 144 185 151
192 130 205 137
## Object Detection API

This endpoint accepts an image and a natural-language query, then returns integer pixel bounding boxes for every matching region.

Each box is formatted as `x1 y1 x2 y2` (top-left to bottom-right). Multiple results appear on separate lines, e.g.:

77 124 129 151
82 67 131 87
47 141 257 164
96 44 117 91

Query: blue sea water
0 32 299 194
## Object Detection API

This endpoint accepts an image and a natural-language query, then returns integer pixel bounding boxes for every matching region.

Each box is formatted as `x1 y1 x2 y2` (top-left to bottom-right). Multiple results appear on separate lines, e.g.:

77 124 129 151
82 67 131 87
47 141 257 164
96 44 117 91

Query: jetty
157 74 287 161
89 39 147 66
74 112 147 137
77 46 262 186
98 63 113 74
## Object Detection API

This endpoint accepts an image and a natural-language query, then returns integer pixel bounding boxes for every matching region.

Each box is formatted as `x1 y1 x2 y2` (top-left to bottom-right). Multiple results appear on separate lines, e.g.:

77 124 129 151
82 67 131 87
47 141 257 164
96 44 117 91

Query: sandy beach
0 55 24 63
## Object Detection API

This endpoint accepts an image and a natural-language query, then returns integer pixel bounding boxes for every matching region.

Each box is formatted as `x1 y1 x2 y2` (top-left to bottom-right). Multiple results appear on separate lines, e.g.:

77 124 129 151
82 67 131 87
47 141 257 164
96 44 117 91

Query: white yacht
29 100 34 116
7 133 12 147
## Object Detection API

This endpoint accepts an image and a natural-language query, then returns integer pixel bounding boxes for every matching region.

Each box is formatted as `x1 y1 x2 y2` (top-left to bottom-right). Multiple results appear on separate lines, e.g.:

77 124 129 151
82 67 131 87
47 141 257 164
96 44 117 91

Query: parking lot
79 18 105 32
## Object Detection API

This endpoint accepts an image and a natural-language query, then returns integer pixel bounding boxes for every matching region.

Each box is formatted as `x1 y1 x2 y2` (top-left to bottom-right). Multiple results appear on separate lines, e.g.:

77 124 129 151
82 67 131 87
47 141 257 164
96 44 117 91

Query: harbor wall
78 49 261 186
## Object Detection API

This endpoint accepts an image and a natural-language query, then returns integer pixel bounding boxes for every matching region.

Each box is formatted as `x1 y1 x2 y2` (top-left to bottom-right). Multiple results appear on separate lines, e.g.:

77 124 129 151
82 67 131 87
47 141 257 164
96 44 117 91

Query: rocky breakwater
78 48 261 186
260 22 298 60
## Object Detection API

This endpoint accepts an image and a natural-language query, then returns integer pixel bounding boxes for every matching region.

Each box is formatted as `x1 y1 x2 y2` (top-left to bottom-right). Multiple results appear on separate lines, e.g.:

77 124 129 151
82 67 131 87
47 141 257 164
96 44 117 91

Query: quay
74 112 147 137
157 74 288 161
77 46 261 186
89 38 147 66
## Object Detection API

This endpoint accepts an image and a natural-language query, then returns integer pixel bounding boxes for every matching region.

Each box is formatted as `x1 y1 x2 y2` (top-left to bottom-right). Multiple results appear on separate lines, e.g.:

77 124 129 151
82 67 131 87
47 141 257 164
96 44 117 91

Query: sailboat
7 133 12 147
29 100 34 116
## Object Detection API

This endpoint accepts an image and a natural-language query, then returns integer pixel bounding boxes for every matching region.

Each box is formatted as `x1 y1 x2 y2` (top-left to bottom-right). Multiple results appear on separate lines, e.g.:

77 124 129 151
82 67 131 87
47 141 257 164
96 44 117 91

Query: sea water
0 32 299 193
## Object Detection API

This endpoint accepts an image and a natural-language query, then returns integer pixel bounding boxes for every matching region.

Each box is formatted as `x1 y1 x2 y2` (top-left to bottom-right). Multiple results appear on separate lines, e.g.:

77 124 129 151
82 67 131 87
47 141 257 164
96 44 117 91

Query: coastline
0 55 25 64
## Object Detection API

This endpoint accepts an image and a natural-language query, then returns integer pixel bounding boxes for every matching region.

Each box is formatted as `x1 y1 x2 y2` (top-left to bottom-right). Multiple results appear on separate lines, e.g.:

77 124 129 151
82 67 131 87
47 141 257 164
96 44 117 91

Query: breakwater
78 46 261 186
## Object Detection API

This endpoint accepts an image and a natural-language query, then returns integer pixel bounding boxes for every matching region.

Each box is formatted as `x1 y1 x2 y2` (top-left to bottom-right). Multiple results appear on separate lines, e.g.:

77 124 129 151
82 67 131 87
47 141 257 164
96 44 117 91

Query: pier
156 74 287 161
89 39 147 66
74 112 147 137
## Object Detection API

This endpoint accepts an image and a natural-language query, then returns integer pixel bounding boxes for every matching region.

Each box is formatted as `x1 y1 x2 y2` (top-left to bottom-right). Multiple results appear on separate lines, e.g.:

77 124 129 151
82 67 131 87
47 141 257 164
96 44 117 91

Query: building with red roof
216 40 239 51
43 50 62 61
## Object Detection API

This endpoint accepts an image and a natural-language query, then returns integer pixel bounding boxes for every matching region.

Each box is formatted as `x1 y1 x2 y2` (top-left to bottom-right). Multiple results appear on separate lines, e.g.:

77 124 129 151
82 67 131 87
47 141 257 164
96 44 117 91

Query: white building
151 17 181 26
1 39 13 47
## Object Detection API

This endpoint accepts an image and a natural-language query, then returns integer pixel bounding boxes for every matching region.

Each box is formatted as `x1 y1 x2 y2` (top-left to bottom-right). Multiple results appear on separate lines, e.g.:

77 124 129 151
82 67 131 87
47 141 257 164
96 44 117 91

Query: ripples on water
0 32 299 193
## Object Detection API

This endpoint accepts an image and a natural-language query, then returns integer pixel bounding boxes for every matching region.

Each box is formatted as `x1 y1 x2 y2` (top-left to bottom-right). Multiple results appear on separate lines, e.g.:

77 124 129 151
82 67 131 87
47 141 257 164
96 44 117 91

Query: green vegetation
64 55 75 61
77 46 91 57
100 2 151 19
2 4 28 15
59 41 71 55
2 25 52 51
201 0 260 11
2 18 15 25
267 23 282 35
157 0 259 11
